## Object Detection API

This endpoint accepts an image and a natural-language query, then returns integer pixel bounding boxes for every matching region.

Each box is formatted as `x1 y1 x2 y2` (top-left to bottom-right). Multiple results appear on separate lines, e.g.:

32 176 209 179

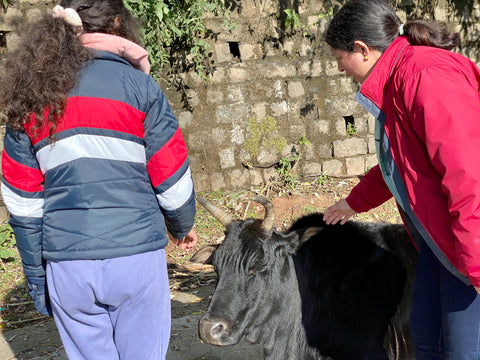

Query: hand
27 281 53 316
323 198 356 225
168 228 198 251
475 286 480 295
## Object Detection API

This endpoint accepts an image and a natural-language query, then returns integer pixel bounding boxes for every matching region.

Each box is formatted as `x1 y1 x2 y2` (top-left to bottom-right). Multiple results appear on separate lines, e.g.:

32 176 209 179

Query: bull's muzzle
198 317 232 346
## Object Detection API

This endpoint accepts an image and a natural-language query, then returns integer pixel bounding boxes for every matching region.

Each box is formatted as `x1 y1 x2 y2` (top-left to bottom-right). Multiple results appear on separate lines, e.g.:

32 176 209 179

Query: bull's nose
199 317 231 345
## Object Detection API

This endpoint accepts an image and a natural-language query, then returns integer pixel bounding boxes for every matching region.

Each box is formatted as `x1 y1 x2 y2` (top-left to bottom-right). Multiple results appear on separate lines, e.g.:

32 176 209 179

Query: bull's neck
259 256 324 360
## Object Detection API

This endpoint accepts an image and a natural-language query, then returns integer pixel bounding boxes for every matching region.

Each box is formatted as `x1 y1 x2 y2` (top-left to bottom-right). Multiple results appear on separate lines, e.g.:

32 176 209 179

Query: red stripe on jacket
2 151 44 192
147 127 188 188
24 97 146 145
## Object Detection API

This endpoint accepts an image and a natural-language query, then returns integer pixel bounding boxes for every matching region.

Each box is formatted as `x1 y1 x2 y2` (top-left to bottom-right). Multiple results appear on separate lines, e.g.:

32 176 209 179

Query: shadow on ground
0 278 264 360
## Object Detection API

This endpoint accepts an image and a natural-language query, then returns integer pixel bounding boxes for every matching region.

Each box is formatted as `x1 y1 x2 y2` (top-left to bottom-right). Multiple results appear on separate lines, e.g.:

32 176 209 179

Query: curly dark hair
0 0 141 139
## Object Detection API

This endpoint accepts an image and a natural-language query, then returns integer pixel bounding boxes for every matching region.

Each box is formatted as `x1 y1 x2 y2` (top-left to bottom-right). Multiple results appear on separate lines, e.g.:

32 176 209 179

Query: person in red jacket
324 0 480 359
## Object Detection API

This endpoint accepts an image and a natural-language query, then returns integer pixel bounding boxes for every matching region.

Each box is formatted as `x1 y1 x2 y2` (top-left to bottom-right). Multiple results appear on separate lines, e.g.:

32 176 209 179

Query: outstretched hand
168 228 198 251
323 198 356 225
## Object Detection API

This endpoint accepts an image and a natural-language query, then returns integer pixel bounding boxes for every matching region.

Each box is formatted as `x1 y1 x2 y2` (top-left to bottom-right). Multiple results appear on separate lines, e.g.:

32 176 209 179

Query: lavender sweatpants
46 248 171 360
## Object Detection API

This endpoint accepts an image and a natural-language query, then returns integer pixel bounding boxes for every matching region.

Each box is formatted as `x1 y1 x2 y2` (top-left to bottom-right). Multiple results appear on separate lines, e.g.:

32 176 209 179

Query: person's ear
354 40 371 61
114 16 121 30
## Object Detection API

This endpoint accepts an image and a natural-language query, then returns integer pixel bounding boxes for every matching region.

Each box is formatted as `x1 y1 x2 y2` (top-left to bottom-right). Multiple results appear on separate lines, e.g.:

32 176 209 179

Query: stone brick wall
160 0 480 191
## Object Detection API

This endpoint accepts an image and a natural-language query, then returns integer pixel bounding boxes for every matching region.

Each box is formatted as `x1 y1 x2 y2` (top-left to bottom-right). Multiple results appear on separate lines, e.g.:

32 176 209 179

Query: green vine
124 0 232 83
2 0 12 11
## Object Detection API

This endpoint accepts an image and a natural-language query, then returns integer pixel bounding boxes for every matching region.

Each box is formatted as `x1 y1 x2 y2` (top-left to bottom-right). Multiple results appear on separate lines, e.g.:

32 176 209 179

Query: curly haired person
0 1 198 359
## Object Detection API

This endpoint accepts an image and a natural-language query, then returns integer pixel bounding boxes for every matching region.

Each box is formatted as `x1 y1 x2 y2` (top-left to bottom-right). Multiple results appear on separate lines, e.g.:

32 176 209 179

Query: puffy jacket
1 51 196 281
347 36 480 287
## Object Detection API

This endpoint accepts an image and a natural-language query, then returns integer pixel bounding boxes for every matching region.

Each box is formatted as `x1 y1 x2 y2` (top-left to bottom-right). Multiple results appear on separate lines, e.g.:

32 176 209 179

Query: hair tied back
52 5 83 35
398 24 405 36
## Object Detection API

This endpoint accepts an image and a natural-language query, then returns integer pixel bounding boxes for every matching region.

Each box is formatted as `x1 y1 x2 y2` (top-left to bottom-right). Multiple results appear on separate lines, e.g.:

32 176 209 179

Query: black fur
196 214 417 360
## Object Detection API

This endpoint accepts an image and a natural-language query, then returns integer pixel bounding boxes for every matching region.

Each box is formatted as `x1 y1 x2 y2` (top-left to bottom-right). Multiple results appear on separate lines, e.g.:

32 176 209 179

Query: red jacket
346 36 480 287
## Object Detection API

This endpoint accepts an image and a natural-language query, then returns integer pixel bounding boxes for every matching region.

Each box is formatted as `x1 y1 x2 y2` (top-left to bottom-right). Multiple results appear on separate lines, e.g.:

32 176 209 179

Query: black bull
191 197 418 360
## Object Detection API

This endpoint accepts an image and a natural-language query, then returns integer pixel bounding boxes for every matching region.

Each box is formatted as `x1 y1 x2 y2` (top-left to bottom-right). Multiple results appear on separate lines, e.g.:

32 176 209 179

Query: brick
216 103 248 124
288 81 305 98
219 147 235 169
365 154 378 170
346 157 365 176
226 85 245 102
309 120 330 135
192 173 211 192
303 162 322 178
257 147 277 166
238 43 262 61
215 43 232 63
322 159 343 176
206 89 224 104
230 66 248 83
177 111 193 128
211 173 226 191
231 125 244 145
230 169 249 188
270 101 289 117
250 170 264 186
333 138 368 158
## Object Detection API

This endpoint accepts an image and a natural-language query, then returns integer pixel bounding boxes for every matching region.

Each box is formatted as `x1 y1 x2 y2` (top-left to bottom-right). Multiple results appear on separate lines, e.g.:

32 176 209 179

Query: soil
0 178 402 360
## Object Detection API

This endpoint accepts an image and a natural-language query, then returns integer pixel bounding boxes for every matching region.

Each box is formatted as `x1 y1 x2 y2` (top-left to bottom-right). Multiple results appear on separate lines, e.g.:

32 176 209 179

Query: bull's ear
190 245 218 264
299 227 323 244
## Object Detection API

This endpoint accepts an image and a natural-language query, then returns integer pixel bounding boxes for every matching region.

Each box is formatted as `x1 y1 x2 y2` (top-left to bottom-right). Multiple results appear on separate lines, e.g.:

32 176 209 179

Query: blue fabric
27 280 52 316
410 240 480 360
47 249 171 360
2 51 195 262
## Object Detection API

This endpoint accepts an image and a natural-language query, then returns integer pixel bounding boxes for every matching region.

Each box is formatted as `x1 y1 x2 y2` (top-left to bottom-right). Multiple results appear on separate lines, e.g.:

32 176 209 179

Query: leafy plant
1 0 11 11
318 7 334 19
124 0 232 82
301 205 317 215
346 123 356 136
314 175 329 186
0 224 15 261
277 153 301 189
298 135 310 146
284 9 302 30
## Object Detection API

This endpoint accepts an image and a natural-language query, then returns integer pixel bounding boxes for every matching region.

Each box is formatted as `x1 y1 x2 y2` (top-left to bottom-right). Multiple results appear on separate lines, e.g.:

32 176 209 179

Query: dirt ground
0 178 402 359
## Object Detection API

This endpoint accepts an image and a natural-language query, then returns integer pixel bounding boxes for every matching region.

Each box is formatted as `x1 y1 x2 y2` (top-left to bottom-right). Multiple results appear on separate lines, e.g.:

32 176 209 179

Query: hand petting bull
192 197 417 360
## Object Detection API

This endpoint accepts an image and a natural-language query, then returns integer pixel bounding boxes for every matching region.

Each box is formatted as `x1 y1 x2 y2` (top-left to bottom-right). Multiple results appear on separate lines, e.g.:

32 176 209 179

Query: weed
346 123 356 136
284 9 302 30
0 224 15 261
301 205 317 215
277 154 301 189
314 175 329 186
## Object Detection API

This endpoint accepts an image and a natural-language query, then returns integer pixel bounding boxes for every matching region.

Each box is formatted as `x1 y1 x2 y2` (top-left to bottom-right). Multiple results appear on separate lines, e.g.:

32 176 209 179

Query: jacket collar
80 33 150 74
358 36 410 112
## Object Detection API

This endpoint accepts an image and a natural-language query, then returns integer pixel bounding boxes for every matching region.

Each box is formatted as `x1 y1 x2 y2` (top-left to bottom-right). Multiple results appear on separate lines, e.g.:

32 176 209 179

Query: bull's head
193 197 319 347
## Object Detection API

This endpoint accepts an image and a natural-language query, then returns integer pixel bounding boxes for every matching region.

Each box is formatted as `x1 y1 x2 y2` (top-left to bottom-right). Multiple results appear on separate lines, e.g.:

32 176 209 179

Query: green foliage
346 123 356 136
1 0 11 11
0 224 15 261
284 9 302 29
245 116 287 157
124 0 232 82
298 135 310 146
318 7 334 19
314 174 329 186
301 205 317 215
277 153 301 189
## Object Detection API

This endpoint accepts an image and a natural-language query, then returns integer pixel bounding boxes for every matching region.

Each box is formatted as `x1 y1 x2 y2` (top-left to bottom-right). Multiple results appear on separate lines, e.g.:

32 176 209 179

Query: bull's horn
253 196 275 232
196 196 232 227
